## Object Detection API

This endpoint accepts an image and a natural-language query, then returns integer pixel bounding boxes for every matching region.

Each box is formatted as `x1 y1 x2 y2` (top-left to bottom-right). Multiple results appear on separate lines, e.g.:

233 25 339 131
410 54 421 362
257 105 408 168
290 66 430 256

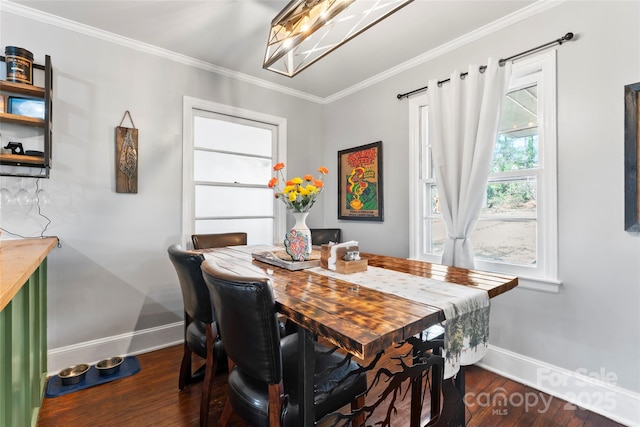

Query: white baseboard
477 344 640 427
47 321 183 375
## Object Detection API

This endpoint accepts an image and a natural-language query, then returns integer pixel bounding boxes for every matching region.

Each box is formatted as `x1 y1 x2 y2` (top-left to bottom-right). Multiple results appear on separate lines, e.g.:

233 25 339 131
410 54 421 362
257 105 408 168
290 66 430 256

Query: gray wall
321 1 640 394
0 11 323 359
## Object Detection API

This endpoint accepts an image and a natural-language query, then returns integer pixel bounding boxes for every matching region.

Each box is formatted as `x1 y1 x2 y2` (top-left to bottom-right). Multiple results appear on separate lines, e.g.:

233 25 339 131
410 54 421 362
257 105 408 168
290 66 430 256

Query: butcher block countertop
0 237 57 311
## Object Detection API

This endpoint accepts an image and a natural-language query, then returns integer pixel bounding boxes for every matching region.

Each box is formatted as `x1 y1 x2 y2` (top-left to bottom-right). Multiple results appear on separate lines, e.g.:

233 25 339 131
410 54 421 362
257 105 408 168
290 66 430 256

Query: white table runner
309 266 490 379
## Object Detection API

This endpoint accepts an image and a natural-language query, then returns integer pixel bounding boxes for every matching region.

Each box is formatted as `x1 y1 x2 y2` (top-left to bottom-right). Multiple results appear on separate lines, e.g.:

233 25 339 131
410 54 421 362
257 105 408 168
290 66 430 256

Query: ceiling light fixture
263 0 414 77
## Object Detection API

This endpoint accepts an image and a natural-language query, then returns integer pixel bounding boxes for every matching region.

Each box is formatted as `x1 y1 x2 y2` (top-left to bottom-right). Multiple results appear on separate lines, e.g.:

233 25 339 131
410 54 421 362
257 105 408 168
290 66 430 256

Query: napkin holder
320 243 368 274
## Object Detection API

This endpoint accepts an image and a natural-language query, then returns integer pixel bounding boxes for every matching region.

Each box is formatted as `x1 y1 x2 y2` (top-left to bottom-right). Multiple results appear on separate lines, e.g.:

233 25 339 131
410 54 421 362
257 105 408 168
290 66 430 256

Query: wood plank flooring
37 344 622 427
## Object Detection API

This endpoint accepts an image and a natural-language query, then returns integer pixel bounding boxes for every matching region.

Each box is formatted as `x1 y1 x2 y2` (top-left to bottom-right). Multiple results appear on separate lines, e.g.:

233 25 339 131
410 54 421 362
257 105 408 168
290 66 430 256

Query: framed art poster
338 141 384 221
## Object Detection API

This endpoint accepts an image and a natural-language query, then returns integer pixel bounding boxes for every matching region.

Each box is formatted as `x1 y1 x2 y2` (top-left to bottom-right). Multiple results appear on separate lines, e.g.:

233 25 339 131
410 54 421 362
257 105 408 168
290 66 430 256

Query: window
409 51 558 290
182 98 287 247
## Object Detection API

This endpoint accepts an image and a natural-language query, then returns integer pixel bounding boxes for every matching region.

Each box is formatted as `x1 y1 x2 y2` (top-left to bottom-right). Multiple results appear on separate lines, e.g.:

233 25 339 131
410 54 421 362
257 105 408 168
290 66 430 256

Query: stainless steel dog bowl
59 364 90 385
96 356 124 376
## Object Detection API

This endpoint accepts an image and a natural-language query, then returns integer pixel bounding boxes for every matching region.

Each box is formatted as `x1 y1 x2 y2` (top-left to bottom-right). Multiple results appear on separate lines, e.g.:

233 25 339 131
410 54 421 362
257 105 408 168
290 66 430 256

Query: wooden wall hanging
625 82 640 231
115 111 138 193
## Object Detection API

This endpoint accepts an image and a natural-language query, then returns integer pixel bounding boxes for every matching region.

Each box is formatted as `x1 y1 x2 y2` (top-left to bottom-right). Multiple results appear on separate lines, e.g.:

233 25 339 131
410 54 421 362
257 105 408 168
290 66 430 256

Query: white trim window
182 97 287 247
409 51 559 291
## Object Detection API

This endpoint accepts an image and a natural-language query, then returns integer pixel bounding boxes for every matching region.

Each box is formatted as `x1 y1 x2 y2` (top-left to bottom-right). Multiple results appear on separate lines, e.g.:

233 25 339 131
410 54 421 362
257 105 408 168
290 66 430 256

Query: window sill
514 275 561 293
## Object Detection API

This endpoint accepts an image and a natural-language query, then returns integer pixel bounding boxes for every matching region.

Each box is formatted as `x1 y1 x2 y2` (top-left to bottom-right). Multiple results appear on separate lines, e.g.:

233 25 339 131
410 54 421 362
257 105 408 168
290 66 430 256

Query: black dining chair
192 232 290 338
309 228 341 245
201 259 367 427
191 232 247 249
167 244 226 427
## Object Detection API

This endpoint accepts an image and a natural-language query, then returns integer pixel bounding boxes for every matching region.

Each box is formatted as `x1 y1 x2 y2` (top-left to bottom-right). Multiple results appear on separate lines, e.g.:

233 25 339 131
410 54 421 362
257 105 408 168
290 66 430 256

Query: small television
8 97 45 120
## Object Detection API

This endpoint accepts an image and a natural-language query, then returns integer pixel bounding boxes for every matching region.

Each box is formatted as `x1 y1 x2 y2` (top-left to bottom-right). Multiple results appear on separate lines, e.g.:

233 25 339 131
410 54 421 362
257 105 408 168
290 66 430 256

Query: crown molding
0 1 325 104
2 0 564 105
324 0 566 103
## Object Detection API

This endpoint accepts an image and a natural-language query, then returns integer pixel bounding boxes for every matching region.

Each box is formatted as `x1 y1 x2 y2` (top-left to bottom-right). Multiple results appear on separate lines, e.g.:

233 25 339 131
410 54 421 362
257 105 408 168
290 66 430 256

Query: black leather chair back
191 232 247 249
310 228 341 245
168 244 214 324
201 260 282 385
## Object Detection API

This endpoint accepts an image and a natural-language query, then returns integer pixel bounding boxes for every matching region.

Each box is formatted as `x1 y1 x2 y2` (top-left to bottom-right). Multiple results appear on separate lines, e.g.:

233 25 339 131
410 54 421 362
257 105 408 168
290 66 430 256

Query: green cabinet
0 257 48 426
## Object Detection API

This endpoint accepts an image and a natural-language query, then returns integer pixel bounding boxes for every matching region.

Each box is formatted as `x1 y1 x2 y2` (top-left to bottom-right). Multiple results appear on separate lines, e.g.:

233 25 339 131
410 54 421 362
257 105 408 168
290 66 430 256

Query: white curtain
427 58 512 268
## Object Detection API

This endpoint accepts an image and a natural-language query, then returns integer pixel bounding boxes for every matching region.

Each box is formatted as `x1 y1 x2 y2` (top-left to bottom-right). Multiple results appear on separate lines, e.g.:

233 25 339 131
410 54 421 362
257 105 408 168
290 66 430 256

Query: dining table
200 244 518 427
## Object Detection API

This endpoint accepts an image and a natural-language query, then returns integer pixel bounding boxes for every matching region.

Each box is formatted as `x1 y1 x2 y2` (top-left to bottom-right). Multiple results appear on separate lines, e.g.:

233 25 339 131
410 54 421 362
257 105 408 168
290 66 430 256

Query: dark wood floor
38 344 621 427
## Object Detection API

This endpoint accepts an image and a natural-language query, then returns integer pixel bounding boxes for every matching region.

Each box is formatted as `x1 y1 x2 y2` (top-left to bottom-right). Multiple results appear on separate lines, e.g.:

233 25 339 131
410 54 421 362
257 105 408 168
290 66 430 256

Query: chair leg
219 398 233 427
267 382 284 427
179 315 193 391
351 394 365 427
199 324 218 427
179 343 192 390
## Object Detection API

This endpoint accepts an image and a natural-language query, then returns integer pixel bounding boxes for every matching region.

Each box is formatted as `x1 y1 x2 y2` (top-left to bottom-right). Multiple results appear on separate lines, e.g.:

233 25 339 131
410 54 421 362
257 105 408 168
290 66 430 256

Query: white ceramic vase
284 211 312 261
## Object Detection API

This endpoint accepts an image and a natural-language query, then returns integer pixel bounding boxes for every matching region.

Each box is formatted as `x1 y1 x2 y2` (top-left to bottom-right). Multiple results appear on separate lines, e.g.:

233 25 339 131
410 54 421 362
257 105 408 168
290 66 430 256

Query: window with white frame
409 51 558 286
182 98 286 247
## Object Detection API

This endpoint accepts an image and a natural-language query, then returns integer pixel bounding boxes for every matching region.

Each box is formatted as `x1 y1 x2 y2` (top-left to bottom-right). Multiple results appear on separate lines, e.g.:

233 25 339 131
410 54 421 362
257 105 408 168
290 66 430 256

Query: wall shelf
0 55 52 178
0 80 45 97
0 112 45 127
0 153 45 166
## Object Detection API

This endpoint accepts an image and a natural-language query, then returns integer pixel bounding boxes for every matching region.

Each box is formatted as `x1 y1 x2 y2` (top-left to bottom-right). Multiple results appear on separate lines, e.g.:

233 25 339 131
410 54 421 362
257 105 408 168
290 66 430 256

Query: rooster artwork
338 141 384 221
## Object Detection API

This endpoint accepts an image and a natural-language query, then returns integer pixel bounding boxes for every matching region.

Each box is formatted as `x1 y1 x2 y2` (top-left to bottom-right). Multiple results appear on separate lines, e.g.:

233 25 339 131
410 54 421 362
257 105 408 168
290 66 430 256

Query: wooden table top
202 246 518 360
0 237 58 311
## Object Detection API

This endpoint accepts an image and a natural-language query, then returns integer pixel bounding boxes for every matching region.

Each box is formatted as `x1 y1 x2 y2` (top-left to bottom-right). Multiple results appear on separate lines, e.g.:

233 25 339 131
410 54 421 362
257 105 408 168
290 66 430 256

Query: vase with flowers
269 162 328 261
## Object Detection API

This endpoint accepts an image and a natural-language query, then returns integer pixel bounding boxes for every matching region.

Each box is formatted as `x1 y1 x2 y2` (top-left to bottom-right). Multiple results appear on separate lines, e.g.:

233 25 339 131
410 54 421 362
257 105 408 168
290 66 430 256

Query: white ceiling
10 0 538 99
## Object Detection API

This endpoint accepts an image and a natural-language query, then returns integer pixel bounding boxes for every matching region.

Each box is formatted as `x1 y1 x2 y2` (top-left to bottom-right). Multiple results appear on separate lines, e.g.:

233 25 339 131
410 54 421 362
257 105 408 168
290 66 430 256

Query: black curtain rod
396 32 575 100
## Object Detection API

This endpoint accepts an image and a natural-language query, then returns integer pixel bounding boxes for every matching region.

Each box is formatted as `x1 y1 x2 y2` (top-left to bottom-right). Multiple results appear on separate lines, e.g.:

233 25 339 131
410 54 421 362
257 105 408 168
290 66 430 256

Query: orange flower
268 163 328 213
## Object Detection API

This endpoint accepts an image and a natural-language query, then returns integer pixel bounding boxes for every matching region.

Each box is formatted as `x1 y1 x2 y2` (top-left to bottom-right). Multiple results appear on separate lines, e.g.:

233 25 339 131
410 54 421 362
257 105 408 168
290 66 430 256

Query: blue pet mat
45 356 140 398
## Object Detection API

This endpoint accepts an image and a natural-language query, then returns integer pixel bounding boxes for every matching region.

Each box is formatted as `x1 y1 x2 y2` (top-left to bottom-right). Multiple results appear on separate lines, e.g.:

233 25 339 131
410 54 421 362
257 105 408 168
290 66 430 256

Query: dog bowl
59 364 90 385
96 356 124 376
